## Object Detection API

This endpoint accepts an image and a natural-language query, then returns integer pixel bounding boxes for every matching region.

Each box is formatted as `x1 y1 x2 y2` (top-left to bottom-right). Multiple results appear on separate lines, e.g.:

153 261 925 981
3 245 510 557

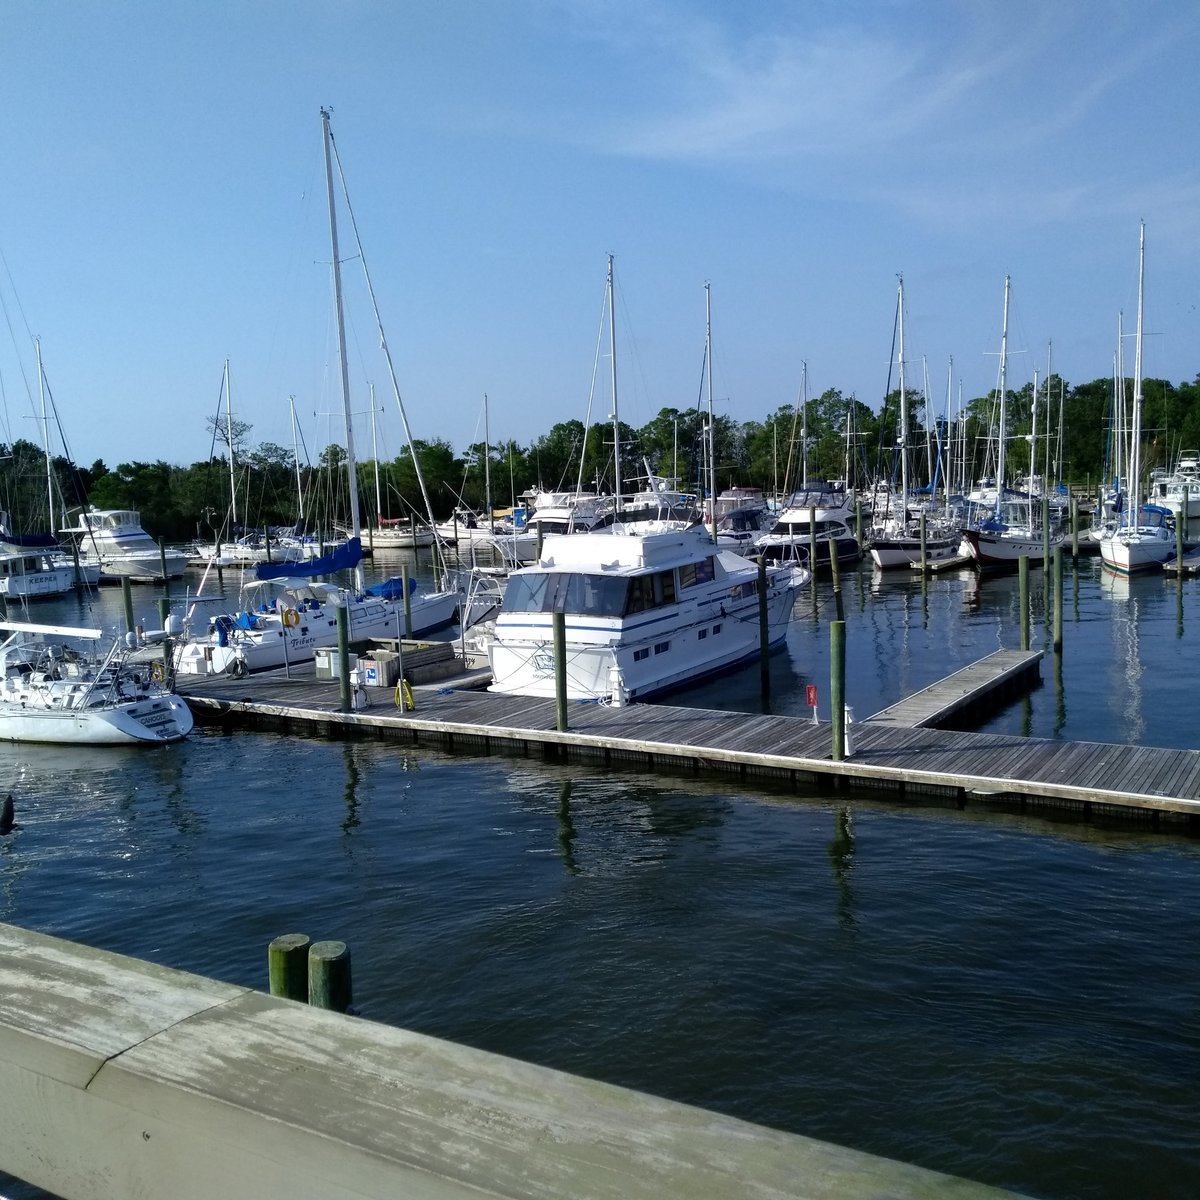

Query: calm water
2 555 1199 1200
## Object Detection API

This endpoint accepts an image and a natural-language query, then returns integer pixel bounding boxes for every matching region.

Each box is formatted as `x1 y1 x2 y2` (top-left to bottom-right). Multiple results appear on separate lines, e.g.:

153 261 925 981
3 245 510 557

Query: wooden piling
121 577 135 637
553 610 568 732
1018 556 1030 651
308 939 353 1012
1070 496 1079 558
268 933 311 1002
828 533 844 622
830 620 846 761
758 556 770 713
336 604 351 714
158 538 168 582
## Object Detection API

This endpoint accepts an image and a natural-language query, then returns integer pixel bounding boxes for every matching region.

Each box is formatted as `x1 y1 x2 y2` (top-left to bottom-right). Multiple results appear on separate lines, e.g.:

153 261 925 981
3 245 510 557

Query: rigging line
327 124 446 577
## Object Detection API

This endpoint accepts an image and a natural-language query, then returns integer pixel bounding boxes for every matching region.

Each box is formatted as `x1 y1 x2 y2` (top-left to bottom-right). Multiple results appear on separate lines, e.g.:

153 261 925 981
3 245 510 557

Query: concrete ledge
0 923 1026 1199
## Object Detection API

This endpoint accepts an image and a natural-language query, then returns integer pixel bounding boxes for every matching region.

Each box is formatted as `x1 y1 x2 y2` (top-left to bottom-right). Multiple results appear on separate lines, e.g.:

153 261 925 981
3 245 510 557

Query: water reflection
556 780 579 875
342 742 362 834
827 805 856 932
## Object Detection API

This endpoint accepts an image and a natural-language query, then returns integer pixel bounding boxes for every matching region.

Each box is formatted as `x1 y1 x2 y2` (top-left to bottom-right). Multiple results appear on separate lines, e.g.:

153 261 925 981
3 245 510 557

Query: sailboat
486 260 808 704
960 276 1067 570
867 277 959 569
175 110 461 677
1099 222 1174 574
0 620 193 745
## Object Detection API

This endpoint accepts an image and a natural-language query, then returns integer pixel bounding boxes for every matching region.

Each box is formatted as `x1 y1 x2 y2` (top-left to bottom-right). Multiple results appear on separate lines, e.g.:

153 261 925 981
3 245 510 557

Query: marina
2 554 1200 1200
176 645 1200 824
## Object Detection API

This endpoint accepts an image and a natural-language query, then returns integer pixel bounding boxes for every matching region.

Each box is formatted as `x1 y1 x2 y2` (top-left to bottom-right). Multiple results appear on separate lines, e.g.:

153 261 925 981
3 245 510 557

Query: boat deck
176 654 1200 824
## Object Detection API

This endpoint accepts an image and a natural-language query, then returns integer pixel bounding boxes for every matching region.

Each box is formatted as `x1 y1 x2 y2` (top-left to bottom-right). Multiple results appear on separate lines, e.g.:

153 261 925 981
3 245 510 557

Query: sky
1 0 1198 481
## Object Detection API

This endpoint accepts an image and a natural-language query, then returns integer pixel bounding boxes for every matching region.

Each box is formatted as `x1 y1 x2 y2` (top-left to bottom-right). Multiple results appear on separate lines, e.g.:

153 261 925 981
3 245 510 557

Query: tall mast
35 337 54 533
224 359 238 530
1129 221 1146 524
607 255 621 506
897 275 908 526
370 383 382 524
289 396 305 524
483 392 493 531
996 275 1010 519
799 360 808 483
321 107 363 585
705 280 716 543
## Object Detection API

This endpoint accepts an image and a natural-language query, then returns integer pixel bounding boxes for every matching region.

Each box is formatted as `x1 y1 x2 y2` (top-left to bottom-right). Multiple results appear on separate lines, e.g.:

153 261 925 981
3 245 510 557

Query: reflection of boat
487 525 807 702
0 620 193 745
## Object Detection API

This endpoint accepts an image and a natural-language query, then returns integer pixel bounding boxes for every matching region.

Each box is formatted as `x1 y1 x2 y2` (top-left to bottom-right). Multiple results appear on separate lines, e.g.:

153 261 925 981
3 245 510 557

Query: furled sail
254 537 362 581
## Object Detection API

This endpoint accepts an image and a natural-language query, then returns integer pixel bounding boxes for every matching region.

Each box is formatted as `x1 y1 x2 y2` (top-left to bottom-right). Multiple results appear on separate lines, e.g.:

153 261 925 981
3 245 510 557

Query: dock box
314 648 358 680
360 651 401 687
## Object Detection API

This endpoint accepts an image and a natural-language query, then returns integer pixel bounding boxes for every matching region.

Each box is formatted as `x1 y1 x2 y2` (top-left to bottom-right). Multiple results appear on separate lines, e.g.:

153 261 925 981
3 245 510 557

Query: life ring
149 661 165 683
281 607 301 628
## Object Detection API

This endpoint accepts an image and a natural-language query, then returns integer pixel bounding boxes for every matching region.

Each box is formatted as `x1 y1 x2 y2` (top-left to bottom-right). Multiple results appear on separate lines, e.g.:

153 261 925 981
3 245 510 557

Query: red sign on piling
805 685 819 708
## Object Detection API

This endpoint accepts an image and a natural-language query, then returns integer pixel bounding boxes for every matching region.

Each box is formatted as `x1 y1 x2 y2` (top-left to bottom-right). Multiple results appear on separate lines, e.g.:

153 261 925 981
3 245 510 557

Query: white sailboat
175 110 460 676
0 620 193 745
868 276 959 570
961 276 1067 569
1100 223 1175 574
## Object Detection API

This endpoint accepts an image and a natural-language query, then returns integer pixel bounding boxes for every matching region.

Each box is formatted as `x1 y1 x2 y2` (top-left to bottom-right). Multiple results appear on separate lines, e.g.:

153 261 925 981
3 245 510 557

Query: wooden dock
866 649 1043 729
176 656 1200 826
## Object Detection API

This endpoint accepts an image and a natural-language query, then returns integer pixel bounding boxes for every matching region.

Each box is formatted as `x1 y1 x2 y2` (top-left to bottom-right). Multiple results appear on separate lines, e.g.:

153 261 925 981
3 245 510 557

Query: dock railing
0 922 1026 1199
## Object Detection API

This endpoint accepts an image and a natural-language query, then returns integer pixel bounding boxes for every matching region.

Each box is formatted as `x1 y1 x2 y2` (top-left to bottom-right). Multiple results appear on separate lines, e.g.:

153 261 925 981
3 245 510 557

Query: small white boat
60 508 189 582
0 621 193 745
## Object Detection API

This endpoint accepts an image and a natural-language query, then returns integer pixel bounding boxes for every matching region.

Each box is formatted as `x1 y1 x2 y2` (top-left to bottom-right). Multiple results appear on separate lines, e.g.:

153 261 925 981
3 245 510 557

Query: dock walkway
177 657 1200 825
866 649 1043 729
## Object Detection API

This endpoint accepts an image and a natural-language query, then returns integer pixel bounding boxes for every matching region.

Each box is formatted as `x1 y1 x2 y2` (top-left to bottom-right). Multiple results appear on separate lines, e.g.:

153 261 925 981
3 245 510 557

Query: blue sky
1 0 1198 477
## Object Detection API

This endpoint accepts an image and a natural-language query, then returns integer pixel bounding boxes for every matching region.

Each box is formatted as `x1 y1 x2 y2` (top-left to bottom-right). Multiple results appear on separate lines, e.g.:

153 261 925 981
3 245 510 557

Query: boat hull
0 695 193 745
175 588 461 676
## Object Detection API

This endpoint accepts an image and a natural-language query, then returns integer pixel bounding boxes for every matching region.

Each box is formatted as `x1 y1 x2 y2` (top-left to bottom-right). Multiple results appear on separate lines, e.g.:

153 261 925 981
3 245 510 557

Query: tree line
3 371 1197 543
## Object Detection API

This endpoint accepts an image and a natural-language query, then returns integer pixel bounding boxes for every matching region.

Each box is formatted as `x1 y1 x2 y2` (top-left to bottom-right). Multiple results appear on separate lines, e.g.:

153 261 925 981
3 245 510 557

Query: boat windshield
502 571 631 617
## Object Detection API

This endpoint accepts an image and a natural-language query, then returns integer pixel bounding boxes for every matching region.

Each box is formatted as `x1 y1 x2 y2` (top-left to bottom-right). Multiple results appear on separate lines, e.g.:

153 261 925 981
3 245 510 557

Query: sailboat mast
224 359 238 530
321 107 363 574
483 392 493 532
289 396 305 524
705 280 716 543
799 361 808 483
897 276 908 526
607 255 621 506
35 337 54 533
996 275 1010 518
370 384 382 524
1130 221 1146 523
